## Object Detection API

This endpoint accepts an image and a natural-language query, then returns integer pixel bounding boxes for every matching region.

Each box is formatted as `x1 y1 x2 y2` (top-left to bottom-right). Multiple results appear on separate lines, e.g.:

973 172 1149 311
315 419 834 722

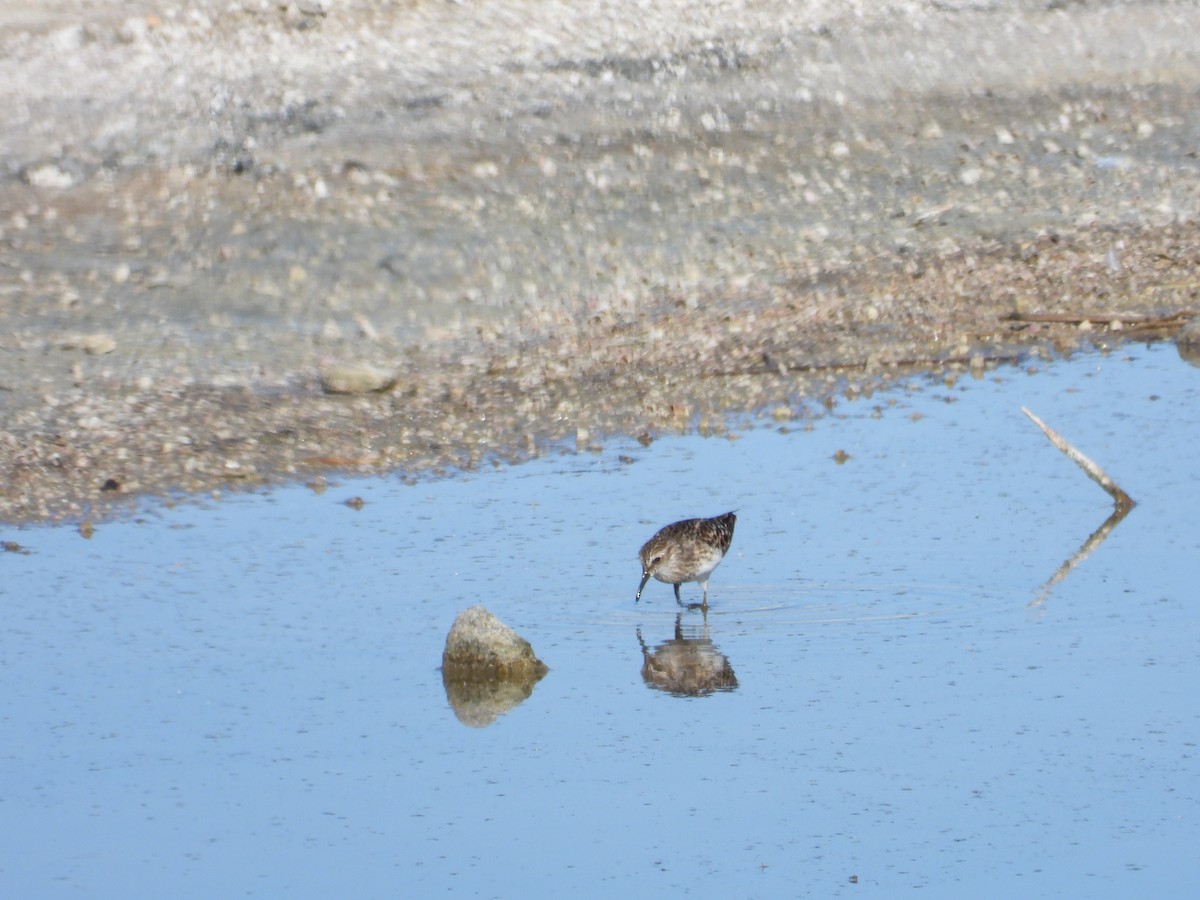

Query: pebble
25 164 75 189
81 334 117 355
319 363 397 394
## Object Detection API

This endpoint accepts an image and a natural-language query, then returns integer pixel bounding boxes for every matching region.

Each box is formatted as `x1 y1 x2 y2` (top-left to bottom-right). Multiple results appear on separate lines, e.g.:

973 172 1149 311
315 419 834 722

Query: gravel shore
2 0 1198 523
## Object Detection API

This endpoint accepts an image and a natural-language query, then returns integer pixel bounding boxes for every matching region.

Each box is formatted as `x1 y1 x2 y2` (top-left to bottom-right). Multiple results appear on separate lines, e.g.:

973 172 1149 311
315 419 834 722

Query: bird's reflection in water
637 613 738 697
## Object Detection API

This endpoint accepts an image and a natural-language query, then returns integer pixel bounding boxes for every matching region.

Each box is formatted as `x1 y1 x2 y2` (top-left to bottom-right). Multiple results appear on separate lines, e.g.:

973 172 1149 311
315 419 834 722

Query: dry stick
1021 407 1136 511
1022 409 1136 608
1003 309 1199 324
1002 309 1199 330
711 350 1028 378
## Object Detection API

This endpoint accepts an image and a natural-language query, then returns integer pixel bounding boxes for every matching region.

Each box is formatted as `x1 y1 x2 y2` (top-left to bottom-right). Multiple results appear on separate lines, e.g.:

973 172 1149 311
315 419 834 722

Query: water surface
3 344 1198 897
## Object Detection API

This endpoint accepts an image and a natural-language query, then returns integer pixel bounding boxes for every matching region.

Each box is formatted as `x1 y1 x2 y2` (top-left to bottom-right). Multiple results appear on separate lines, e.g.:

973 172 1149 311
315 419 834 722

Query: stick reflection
1029 504 1134 609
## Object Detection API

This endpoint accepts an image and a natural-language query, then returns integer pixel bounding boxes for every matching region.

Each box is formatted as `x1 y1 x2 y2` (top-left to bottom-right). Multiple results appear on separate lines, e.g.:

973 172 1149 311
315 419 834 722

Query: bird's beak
635 569 652 602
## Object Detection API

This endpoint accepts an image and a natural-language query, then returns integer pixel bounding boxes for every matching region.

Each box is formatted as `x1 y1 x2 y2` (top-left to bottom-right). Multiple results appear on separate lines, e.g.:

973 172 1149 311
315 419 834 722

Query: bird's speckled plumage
635 512 736 608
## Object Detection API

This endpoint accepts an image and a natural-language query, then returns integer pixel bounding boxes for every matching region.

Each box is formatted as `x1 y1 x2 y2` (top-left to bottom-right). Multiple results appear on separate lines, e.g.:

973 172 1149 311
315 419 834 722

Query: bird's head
635 543 672 601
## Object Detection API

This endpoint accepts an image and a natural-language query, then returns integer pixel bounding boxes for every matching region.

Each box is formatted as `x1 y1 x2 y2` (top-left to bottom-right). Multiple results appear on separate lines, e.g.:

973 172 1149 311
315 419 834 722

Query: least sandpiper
635 512 736 608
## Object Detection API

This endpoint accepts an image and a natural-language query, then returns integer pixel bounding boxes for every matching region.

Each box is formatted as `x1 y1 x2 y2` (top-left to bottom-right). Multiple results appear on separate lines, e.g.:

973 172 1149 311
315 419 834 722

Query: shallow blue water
2 344 1198 897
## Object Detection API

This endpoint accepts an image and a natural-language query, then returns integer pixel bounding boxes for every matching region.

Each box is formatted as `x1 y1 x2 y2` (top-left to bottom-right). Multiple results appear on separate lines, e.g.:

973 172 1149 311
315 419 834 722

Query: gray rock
441 606 548 680
441 606 549 727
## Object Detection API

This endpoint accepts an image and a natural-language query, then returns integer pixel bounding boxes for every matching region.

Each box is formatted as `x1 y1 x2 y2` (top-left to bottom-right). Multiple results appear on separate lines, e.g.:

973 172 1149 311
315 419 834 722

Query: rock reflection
637 614 738 697
441 605 549 727
1176 319 1200 366
442 673 546 728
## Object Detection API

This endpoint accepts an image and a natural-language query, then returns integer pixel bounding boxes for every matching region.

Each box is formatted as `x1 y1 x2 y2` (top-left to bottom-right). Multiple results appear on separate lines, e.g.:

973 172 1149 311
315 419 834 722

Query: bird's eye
651 555 663 565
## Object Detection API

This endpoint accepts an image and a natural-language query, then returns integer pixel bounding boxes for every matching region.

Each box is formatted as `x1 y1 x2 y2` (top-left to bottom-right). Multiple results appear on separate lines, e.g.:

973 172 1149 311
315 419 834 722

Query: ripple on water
574 580 1016 630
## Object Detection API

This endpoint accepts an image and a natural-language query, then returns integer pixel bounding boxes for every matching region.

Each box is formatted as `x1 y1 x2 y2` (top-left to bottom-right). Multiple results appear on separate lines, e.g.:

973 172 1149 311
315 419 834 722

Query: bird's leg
682 580 707 612
673 583 683 606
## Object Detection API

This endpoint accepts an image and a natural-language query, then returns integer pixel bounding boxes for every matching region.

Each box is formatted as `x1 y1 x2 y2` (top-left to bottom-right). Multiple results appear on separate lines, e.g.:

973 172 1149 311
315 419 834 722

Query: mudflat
2 0 1198 522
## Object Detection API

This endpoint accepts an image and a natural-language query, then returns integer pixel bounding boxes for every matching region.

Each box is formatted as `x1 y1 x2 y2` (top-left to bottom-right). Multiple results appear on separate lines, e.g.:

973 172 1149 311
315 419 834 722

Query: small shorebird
635 512 736 608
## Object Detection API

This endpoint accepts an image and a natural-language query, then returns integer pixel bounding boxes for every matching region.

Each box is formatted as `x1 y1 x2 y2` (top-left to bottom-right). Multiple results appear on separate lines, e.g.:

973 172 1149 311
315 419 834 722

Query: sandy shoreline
2 0 1198 523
